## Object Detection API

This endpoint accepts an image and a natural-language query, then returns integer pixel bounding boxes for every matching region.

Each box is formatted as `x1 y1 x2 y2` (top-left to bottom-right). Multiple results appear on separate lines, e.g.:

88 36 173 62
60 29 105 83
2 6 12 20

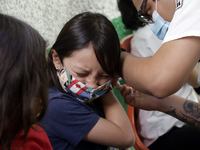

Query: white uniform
131 24 199 147
163 0 200 43
163 0 200 85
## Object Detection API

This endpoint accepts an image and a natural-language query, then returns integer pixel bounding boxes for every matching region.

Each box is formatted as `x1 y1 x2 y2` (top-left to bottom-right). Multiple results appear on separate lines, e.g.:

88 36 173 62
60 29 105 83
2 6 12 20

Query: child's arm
83 90 135 149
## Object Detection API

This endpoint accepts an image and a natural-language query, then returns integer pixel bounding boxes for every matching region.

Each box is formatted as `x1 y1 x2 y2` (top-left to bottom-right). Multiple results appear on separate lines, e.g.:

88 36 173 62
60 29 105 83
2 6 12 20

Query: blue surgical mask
151 10 170 40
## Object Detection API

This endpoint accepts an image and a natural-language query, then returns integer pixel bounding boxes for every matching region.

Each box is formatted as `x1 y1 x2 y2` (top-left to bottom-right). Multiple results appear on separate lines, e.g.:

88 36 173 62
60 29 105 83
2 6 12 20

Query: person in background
0 13 52 150
40 12 135 150
117 0 200 149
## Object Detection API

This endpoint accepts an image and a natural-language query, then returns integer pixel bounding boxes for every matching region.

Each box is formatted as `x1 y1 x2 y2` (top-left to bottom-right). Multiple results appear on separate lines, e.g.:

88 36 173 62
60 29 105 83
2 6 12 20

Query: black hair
48 12 121 90
0 13 48 149
117 0 146 30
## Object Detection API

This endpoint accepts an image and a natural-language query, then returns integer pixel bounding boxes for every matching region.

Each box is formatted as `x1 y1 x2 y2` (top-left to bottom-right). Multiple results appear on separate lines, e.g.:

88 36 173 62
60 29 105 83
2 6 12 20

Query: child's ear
50 49 63 71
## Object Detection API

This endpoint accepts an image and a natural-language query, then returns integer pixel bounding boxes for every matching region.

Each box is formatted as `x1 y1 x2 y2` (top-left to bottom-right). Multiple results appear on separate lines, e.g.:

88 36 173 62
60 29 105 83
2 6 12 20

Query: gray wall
0 0 120 47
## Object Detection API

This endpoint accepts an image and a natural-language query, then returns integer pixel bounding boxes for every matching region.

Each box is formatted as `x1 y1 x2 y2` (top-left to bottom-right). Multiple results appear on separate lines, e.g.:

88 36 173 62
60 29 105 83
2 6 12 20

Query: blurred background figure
0 13 52 149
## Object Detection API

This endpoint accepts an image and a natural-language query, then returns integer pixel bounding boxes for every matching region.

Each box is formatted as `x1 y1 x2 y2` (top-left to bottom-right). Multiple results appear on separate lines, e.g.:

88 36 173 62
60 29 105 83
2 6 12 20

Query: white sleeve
131 25 162 57
163 0 200 44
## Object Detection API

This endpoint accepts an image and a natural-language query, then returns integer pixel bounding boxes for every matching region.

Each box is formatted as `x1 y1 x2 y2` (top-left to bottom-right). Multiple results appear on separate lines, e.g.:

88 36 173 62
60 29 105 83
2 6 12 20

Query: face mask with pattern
57 67 112 103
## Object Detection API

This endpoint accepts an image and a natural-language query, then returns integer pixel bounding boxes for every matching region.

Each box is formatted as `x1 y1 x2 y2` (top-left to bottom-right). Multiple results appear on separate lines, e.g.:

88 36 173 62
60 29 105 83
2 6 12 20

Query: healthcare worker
118 0 200 98
117 0 200 130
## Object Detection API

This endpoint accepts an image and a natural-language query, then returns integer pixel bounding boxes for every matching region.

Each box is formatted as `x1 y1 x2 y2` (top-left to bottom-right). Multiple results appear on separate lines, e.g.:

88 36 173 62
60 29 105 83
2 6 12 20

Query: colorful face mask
57 67 112 103
151 0 170 40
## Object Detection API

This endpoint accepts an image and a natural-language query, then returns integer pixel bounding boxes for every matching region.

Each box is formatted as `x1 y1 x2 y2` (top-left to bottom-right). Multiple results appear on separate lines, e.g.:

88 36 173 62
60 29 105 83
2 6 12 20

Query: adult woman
116 0 200 131
117 0 200 149
118 0 200 98
41 12 135 150
0 14 52 149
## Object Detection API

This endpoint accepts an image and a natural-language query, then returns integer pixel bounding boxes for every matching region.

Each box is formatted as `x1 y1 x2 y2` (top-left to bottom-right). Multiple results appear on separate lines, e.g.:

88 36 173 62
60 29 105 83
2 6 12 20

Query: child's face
62 43 112 89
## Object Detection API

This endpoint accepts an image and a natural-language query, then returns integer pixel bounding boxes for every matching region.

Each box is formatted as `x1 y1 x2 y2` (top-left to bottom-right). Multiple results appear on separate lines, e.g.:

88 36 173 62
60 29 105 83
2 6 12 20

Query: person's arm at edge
155 95 200 130
187 63 199 88
121 86 200 130
118 37 200 98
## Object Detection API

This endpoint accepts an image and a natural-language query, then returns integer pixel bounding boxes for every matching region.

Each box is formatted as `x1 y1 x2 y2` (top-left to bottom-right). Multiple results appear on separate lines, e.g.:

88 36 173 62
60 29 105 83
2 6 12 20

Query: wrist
156 96 173 112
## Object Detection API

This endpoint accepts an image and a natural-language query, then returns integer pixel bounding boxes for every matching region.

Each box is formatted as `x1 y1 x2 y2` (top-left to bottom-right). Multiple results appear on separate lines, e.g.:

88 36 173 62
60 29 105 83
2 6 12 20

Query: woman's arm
119 37 200 98
157 96 200 129
118 85 200 130
83 91 135 149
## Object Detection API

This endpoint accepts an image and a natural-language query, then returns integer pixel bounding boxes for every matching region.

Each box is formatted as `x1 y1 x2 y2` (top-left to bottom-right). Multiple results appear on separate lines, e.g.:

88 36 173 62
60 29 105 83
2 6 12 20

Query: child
41 12 135 150
0 14 52 149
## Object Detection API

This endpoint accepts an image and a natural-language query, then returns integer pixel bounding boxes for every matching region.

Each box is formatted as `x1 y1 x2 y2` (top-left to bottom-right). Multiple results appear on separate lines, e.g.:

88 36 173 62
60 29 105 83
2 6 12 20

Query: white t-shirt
131 24 199 147
163 0 200 85
131 25 162 57
163 0 200 43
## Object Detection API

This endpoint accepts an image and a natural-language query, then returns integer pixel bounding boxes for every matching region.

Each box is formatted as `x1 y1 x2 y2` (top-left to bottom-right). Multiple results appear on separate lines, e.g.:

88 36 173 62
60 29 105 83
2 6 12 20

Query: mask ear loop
174 0 177 10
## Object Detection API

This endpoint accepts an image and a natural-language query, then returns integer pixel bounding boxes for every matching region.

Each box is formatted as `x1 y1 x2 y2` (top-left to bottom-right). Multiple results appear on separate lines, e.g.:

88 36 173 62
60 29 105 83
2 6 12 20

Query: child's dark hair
48 12 121 90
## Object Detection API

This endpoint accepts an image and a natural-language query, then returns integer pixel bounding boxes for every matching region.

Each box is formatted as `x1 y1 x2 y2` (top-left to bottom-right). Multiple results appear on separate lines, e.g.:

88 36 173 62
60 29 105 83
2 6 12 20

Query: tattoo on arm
165 100 200 129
